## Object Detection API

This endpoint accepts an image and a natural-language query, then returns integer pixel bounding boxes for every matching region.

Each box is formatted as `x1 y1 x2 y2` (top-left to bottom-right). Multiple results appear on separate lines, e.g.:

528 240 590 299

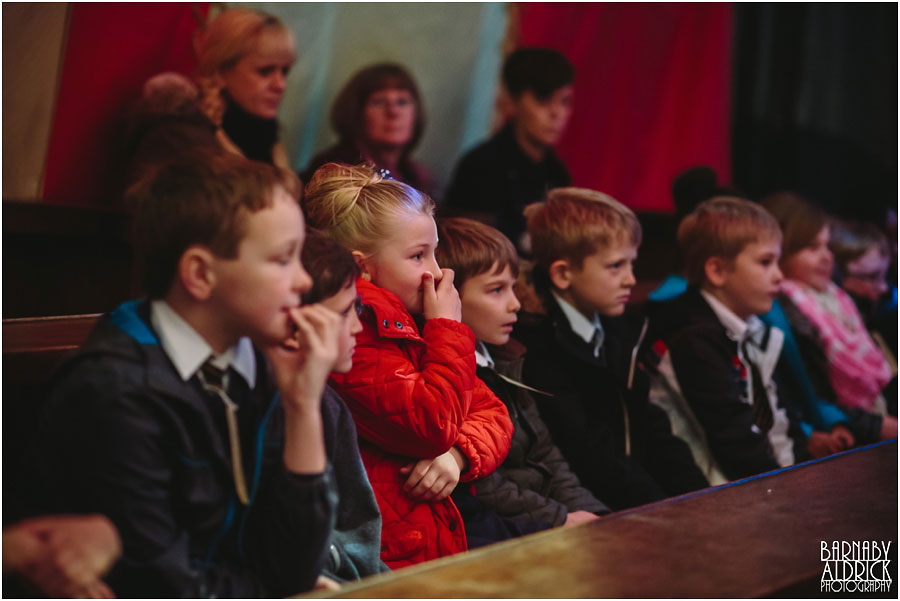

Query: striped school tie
740 338 774 433
198 359 250 505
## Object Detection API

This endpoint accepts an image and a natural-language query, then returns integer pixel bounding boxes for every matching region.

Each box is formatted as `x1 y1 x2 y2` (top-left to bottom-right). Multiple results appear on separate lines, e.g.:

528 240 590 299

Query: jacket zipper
622 318 649 456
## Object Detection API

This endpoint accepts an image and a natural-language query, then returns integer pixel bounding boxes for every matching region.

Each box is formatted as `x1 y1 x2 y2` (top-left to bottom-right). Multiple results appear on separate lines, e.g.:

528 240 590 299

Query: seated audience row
7 6 896 599
13 161 896 599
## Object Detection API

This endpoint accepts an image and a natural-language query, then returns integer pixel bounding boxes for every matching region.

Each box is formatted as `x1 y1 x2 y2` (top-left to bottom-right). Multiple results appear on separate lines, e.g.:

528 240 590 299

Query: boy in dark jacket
436 217 609 529
443 47 573 254
515 188 709 510
300 229 389 582
33 155 338 597
649 196 813 481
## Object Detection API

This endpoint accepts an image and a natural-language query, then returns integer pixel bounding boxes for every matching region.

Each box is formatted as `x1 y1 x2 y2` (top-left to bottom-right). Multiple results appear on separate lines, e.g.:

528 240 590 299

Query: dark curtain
732 3 897 223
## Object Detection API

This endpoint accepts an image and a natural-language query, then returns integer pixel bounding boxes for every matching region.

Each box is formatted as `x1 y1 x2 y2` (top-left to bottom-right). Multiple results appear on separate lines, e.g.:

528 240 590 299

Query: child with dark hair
649 165 744 303
299 229 389 583
443 47 574 254
436 217 608 533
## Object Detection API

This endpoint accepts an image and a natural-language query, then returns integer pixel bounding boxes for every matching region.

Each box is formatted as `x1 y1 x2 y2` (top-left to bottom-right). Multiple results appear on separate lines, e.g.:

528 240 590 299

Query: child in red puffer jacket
302 162 513 568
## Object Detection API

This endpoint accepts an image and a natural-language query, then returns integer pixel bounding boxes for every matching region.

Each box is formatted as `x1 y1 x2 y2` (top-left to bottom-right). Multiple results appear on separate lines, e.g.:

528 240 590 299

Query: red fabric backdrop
518 3 733 213
42 3 207 205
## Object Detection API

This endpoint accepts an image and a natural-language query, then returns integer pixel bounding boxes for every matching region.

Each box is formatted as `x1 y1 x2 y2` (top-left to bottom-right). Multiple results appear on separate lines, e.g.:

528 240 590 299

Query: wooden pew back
3 314 99 518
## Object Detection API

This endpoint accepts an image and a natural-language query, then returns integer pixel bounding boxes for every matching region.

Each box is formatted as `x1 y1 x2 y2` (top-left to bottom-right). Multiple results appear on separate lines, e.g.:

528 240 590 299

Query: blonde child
516 188 708 509
302 163 513 568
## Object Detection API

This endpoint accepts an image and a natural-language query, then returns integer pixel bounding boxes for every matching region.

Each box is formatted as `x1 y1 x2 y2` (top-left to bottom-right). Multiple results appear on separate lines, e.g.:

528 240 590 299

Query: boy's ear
548 259 572 290
497 88 515 120
351 250 371 282
178 245 217 301
704 256 730 288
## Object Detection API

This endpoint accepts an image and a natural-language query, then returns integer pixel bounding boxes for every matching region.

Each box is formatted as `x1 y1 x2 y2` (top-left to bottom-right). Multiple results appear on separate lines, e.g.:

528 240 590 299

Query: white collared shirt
474 340 494 369
699 289 794 467
150 300 257 389
552 291 604 356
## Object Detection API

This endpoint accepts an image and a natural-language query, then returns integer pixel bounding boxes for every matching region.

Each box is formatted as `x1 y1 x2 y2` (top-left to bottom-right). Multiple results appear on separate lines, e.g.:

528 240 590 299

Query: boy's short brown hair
300 228 361 305
435 217 519 289
526 187 642 284
127 152 298 298
678 196 781 286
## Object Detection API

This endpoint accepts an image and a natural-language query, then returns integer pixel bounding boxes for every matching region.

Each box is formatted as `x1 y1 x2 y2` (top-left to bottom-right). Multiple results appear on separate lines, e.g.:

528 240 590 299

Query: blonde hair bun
303 162 434 254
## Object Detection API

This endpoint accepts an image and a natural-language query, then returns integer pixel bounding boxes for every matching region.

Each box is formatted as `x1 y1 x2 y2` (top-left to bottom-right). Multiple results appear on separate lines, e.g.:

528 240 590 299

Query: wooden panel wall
2 3 68 200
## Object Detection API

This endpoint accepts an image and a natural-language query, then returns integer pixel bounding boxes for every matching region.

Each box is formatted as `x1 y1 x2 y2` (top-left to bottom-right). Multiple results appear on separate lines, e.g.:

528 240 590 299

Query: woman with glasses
302 63 431 194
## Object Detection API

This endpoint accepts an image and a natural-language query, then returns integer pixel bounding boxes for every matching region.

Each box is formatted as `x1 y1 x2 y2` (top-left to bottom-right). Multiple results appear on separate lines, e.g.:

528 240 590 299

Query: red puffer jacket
329 278 513 568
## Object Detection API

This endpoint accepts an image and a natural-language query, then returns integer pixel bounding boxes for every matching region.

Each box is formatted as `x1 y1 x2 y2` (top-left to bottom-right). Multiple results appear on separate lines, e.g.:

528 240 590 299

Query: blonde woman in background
127 7 296 182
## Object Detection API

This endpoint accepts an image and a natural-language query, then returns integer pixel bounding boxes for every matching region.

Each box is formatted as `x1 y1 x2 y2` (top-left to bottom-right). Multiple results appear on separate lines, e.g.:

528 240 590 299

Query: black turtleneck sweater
221 96 279 165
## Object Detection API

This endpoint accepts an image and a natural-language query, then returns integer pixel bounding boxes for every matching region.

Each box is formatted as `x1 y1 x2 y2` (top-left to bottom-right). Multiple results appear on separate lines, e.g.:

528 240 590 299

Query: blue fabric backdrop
237 2 508 198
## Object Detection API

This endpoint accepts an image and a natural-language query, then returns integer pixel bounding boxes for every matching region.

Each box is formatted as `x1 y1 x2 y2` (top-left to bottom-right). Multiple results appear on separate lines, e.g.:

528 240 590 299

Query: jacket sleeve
473 386 608 526
523 400 610 516
37 366 334 598
241 464 338 596
454 378 513 481
318 389 389 581
472 471 570 527
667 327 781 480
630 391 711 495
329 317 477 459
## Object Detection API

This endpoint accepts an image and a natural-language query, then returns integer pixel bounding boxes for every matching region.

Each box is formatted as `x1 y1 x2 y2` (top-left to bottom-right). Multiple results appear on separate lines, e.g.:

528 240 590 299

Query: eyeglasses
366 96 415 111
844 270 887 284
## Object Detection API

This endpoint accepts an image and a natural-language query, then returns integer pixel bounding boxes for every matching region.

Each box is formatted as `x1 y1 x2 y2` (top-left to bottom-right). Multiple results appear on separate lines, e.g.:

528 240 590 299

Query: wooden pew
2 201 136 318
2 313 100 518
302 441 897 598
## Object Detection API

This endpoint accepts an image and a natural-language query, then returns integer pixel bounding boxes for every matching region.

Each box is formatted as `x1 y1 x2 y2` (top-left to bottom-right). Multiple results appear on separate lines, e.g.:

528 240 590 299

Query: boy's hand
266 305 341 413
563 511 600 528
830 425 854 450
422 269 461 322
880 415 898 440
4 514 121 598
314 575 342 591
806 431 845 459
399 448 466 501
267 305 339 474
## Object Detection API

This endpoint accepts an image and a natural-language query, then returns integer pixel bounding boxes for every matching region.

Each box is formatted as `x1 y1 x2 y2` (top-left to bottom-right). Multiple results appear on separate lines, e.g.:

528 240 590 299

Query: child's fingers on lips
281 308 303 349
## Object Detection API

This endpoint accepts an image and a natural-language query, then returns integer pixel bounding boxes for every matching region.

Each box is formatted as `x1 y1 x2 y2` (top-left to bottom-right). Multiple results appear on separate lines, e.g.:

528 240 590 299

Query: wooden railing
301 441 898 598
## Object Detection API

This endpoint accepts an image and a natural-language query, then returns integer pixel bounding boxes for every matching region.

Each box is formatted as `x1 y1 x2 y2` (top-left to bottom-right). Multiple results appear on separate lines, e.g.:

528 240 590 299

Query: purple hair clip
376 167 394 181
